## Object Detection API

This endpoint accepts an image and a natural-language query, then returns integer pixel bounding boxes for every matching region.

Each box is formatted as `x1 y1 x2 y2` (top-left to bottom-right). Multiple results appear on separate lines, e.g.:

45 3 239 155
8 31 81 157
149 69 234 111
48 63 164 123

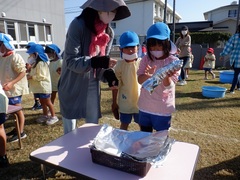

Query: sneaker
229 91 235 94
7 132 27 143
0 155 9 168
204 77 208 80
177 80 187 86
212 74 216 79
6 128 16 137
32 101 42 110
34 104 42 110
36 115 49 123
46 116 59 125
5 114 10 120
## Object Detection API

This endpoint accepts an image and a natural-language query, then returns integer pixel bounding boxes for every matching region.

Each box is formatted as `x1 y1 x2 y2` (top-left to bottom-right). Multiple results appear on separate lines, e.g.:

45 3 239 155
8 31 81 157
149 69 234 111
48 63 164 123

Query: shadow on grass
176 91 240 111
194 155 240 180
205 81 230 86
0 160 80 180
176 91 205 99
0 161 43 179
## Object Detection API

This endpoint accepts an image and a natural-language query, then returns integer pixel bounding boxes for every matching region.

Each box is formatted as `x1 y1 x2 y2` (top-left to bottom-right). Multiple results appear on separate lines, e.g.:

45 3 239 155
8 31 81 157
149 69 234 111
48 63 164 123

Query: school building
0 0 66 60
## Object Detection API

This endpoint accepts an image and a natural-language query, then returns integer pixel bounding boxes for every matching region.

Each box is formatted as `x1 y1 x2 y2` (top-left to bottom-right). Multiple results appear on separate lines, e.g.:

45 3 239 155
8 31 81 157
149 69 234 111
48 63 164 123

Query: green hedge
176 32 232 44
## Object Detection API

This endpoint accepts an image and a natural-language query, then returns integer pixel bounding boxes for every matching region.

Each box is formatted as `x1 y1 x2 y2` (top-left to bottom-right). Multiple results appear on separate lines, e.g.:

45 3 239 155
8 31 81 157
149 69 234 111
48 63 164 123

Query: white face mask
98 11 116 24
150 51 164 58
122 53 138 60
181 30 188 36
27 55 36 65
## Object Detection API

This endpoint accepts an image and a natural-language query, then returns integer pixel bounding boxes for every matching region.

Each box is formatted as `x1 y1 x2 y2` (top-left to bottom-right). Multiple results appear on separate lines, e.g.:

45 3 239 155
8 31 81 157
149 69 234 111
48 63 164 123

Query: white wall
0 0 66 51
113 0 154 44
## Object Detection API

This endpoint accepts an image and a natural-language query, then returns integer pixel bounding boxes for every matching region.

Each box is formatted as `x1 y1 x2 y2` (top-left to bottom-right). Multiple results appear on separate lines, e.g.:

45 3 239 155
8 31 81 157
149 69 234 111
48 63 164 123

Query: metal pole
236 0 240 31
164 0 167 23
172 0 176 42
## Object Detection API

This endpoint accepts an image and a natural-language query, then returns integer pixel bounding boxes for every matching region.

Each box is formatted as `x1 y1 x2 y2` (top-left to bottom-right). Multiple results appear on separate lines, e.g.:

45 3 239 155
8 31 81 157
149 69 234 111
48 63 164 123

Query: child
137 22 180 132
112 31 141 130
26 42 42 110
0 33 29 142
26 44 59 125
203 48 216 80
0 84 9 168
44 44 63 104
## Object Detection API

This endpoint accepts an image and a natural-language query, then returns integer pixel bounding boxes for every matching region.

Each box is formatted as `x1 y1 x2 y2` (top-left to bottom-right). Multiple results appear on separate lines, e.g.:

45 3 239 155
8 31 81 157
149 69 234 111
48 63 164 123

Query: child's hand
27 74 32 80
2 82 13 91
145 65 157 77
56 67 61 75
167 70 176 77
26 63 32 72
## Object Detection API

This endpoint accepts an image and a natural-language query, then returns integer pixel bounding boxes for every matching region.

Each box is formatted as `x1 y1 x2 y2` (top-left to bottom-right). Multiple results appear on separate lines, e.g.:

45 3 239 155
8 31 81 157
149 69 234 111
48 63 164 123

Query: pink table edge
30 123 200 180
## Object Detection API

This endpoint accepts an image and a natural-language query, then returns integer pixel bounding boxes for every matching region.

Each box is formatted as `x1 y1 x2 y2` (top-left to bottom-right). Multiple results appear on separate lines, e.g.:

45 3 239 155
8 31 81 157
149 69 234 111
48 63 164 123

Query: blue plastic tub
219 70 234 84
202 86 227 98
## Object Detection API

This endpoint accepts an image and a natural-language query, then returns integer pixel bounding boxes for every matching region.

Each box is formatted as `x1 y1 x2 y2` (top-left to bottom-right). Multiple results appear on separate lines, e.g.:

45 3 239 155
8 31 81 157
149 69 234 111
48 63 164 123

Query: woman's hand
109 58 117 68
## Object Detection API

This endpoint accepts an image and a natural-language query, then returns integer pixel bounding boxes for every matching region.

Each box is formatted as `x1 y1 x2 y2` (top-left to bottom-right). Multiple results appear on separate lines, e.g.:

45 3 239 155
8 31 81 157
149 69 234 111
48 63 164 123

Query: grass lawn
0 70 239 180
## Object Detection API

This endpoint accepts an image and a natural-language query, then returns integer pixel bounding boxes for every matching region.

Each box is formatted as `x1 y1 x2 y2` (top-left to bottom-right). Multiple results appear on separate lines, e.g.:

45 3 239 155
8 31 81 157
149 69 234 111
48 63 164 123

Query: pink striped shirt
137 55 179 115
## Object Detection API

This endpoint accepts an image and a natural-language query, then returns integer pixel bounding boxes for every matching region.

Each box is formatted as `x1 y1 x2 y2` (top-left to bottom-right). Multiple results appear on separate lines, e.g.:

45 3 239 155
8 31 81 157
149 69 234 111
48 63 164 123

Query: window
110 22 116 29
28 24 35 41
6 21 16 40
38 25 45 41
45 25 51 41
0 21 4 33
19 23 27 41
228 10 237 17
0 19 53 49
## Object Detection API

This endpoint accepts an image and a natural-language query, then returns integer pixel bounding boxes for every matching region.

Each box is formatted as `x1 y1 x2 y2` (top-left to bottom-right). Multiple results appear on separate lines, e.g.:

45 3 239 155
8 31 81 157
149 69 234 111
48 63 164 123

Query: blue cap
147 22 170 40
0 33 15 50
45 44 61 54
26 42 36 49
119 31 139 48
26 44 48 62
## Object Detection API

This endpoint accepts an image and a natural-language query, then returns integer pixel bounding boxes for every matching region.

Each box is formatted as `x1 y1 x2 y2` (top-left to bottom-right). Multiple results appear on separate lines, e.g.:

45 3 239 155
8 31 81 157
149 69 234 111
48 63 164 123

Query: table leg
13 113 22 149
41 164 46 180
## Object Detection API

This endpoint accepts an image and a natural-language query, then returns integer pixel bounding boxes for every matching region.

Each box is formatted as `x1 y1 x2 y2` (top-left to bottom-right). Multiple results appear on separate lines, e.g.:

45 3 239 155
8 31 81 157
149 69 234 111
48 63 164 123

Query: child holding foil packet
137 22 181 132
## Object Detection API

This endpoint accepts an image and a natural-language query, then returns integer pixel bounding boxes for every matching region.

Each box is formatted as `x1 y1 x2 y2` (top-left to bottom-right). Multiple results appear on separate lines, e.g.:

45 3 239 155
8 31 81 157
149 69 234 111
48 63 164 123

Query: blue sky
64 0 235 28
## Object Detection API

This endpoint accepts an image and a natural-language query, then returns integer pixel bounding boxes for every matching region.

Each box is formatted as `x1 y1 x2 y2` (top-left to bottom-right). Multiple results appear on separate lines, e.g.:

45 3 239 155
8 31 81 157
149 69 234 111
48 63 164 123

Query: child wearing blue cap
25 42 43 110
0 33 29 143
45 44 63 104
137 22 180 132
112 31 141 130
26 44 59 125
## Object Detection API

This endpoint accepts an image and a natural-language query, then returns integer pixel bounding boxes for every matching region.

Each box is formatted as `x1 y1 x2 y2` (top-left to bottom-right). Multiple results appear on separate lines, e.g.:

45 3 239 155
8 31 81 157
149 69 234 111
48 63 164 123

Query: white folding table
30 123 200 180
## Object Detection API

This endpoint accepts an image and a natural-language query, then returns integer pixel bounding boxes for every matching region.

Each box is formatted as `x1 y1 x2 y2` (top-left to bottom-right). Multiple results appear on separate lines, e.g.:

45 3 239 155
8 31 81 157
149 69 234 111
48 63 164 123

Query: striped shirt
220 33 240 68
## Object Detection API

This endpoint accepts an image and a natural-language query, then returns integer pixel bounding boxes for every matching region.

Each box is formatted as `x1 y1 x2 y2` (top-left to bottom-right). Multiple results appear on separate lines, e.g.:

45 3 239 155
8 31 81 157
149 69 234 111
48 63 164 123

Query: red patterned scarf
89 18 110 56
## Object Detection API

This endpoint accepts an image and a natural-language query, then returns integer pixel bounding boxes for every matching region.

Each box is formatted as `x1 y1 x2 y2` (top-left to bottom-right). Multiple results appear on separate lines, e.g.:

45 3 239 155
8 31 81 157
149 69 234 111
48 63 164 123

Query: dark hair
45 46 55 54
77 8 99 35
146 38 171 61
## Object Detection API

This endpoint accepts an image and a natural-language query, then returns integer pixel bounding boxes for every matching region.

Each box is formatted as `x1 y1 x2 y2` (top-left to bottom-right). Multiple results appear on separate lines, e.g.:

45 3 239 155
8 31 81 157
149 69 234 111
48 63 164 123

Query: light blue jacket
220 33 240 68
